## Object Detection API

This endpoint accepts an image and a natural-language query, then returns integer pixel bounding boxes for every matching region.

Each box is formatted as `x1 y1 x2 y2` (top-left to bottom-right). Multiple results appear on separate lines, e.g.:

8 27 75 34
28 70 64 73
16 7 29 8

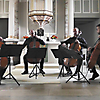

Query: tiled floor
0 66 100 100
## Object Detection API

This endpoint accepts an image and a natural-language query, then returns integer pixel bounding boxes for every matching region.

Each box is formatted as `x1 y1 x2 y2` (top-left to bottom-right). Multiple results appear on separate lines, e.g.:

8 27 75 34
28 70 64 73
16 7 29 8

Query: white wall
76 18 100 47
18 1 28 40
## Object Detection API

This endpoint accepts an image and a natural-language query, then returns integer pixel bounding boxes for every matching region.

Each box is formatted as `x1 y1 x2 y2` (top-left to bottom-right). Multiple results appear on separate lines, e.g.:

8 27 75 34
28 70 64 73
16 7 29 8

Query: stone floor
0 66 100 100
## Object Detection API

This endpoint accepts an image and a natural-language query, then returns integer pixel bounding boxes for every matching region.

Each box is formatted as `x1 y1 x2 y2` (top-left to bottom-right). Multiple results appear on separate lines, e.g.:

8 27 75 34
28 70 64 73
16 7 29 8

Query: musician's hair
74 27 79 35
0 36 3 41
29 30 35 35
96 24 100 27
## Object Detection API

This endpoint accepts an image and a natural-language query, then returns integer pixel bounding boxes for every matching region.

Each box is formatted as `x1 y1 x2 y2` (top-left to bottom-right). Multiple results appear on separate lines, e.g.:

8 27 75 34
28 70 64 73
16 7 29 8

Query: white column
19 0 28 40
14 0 19 39
56 0 65 40
8 0 14 38
67 0 74 37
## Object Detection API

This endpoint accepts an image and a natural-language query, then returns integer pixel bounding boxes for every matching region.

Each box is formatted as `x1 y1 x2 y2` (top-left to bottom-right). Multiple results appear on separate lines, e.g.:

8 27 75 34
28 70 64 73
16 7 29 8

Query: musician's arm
61 37 75 45
22 38 29 49
38 38 45 45
79 37 88 48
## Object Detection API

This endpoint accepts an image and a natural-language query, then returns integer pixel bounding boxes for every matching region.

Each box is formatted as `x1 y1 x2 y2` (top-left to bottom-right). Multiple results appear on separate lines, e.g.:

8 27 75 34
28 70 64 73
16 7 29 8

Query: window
74 0 81 13
0 0 3 13
4 0 9 13
83 0 90 13
92 0 99 13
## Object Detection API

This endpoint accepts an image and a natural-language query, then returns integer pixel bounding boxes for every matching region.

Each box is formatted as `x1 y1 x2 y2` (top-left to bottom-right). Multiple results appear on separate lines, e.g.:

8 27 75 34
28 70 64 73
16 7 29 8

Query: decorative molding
14 0 19 39
65 0 68 38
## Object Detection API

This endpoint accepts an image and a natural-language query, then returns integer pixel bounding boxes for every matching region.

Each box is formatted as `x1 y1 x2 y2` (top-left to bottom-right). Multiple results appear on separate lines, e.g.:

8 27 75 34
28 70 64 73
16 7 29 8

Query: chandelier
28 0 53 28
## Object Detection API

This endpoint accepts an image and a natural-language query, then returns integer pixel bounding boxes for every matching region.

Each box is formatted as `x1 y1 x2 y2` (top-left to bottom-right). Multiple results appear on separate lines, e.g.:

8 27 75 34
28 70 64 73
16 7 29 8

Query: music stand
51 49 68 78
26 48 47 79
51 47 90 84
0 44 23 86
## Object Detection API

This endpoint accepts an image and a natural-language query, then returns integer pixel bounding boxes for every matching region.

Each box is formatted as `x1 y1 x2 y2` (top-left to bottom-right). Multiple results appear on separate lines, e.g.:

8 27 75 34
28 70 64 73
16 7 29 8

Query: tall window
83 0 90 13
74 0 81 13
92 0 99 13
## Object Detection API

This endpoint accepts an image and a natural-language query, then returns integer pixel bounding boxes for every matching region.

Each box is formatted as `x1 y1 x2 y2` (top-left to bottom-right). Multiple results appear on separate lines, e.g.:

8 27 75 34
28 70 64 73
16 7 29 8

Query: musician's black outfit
87 38 100 80
0 41 10 80
60 36 88 76
21 36 45 75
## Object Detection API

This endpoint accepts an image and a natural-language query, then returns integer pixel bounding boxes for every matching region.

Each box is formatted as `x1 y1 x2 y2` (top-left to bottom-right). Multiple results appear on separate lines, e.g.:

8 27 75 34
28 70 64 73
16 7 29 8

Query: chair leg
35 65 38 79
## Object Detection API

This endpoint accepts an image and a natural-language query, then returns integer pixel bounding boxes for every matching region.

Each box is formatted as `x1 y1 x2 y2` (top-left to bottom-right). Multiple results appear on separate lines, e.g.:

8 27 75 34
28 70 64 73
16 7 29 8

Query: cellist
60 28 88 76
21 30 45 75
87 24 100 80
0 36 8 80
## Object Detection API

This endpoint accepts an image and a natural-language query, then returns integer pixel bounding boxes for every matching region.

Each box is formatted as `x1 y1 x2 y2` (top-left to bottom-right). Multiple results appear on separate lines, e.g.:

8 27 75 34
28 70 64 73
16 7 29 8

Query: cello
88 39 100 69
64 32 82 67
0 41 8 69
27 36 41 63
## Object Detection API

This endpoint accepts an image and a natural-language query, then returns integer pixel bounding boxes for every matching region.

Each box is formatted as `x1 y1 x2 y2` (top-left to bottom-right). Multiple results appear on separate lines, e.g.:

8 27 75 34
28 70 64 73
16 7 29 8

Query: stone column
8 0 19 39
56 0 65 40
67 0 74 37
8 0 14 38
14 0 19 39
18 0 28 40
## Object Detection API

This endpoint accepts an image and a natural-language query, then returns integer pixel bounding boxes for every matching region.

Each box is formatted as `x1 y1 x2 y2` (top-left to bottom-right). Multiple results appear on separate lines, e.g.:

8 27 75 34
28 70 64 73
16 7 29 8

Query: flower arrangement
51 35 58 39
23 35 29 39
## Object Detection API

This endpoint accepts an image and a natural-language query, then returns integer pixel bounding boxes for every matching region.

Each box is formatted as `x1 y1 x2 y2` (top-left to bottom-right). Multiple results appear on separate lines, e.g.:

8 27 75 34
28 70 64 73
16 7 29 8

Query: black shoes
1 77 6 80
64 71 72 76
40 69 45 74
73 72 78 76
21 69 45 75
89 73 99 80
21 71 28 75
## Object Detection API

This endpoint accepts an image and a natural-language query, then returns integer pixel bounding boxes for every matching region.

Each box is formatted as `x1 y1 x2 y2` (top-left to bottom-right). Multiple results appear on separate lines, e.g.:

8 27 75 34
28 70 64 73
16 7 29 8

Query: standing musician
87 24 100 80
60 28 88 76
21 30 45 75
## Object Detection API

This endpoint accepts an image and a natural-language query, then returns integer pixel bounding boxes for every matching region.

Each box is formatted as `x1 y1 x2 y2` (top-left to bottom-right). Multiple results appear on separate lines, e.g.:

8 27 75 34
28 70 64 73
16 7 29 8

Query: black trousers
23 54 44 72
0 67 7 79
75 58 83 73
91 56 100 74
0 58 10 79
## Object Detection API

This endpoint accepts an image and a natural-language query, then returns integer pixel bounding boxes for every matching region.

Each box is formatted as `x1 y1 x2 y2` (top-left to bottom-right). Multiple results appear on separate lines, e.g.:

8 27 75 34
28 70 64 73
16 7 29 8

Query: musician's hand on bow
98 35 100 38
62 43 67 47
88 47 92 52
75 40 80 44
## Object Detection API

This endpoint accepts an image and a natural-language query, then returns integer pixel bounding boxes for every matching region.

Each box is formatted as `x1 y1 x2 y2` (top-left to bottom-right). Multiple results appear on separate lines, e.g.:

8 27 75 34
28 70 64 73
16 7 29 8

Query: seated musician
0 36 8 79
87 24 100 80
60 27 88 76
21 30 45 75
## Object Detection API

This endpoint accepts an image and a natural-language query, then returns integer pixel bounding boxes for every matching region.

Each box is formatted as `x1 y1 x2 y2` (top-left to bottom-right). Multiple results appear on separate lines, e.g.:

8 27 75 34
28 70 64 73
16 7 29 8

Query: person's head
29 30 35 37
73 27 79 37
0 36 3 41
96 24 100 35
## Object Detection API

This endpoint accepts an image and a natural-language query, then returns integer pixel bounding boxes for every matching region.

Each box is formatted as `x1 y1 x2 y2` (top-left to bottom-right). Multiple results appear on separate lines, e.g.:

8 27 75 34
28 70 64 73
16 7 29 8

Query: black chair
26 48 47 79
